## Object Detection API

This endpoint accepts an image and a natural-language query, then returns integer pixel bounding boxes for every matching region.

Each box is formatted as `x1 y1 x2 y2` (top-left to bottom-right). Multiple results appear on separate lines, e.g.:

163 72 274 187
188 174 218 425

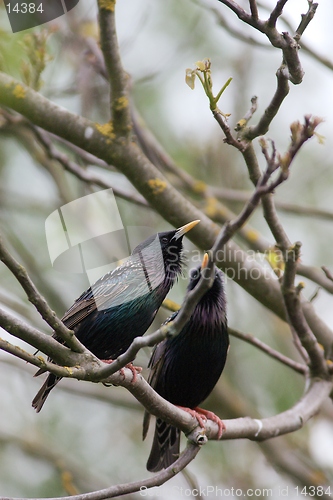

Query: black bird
143 254 228 472
32 220 200 412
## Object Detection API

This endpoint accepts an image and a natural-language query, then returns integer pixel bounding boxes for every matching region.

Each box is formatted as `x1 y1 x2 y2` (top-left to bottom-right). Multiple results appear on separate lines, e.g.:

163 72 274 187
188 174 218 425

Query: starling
32 220 200 412
143 253 228 472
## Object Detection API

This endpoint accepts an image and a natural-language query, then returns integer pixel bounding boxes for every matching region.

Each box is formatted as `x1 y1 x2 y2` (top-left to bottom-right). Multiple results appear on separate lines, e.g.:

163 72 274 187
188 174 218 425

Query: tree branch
1 356 141 411
0 430 105 495
217 0 317 84
210 187 333 223
282 242 329 378
27 365 333 447
243 66 289 140
294 0 318 41
297 264 333 295
0 236 84 352
162 301 309 374
244 116 323 252
0 307 97 375
0 440 200 500
212 108 245 150
267 0 289 29
28 124 149 208
249 0 259 19
98 0 132 136
216 0 265 31
229 327 308 375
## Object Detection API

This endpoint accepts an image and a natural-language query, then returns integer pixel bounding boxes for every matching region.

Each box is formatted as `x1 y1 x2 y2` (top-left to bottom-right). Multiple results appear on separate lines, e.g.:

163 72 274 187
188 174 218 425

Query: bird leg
101 359 142 383
177 406 225 439
194 407 225 439
177 406 207 429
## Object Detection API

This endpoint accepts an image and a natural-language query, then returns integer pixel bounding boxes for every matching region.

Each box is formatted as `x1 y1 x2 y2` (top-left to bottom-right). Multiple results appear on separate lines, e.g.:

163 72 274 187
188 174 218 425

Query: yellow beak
174 220 200 239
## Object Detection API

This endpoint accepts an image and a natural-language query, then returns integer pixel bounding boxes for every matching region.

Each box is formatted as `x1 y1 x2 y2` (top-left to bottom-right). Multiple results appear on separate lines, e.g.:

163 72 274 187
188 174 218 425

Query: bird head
132 220 199 269
157 220 200 276
131 220 200 290
188 253 225 303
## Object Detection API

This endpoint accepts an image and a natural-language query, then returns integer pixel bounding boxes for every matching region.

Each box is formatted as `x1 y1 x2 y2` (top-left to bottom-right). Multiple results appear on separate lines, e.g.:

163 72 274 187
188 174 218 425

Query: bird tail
146 418 181 472
32 372 62 412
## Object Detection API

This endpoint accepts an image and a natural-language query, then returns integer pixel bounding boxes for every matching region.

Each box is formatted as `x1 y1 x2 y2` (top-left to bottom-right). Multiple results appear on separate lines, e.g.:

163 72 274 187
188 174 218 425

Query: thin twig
282 242 328 378
298 264 333 295
29 125 149 208
217 0 317 84
212 109 245 150
1 112 148 209
1 356 141 411
210 186 333 222
216 0 265 30
0 307 96 375
321 266 333 283
294 1 318 41
202 2 270 48
267 0 289 28
249 0 259 19
235 95 258 131
199 0 333 74
289 325 310 365
0 440 201 500
0 236 84 352
244 116 323 252
243 66 289 140
209 150 290 258
162 299 308 375
229 327 308 375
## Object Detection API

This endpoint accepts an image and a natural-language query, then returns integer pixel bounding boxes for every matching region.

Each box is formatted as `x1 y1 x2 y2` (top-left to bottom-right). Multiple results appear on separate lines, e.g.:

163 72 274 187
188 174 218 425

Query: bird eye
161 237 168 244
190 268 200 279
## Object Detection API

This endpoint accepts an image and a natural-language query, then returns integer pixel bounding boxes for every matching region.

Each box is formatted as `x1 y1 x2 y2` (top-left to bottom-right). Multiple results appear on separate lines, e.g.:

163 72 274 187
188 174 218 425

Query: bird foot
177 406 225 439
177 406 207 429
124 363 142 383
194 407 225 439
101 359 141 383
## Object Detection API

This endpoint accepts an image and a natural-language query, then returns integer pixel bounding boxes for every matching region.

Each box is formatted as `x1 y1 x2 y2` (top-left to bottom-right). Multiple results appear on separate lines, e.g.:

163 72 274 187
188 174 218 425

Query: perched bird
143 254 228 472
32 220 200 412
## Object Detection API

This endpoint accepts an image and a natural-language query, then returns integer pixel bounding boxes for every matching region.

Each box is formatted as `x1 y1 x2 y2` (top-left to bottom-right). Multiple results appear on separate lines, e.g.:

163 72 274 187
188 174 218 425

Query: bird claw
177 406 207 429
178 406 225 439
101 359 141 383
194 407 225 439
124 363 142 383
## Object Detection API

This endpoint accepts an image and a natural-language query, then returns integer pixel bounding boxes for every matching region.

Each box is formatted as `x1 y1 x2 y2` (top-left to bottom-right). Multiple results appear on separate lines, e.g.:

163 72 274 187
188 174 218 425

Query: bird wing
61 256 156 330
143 312 178 440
